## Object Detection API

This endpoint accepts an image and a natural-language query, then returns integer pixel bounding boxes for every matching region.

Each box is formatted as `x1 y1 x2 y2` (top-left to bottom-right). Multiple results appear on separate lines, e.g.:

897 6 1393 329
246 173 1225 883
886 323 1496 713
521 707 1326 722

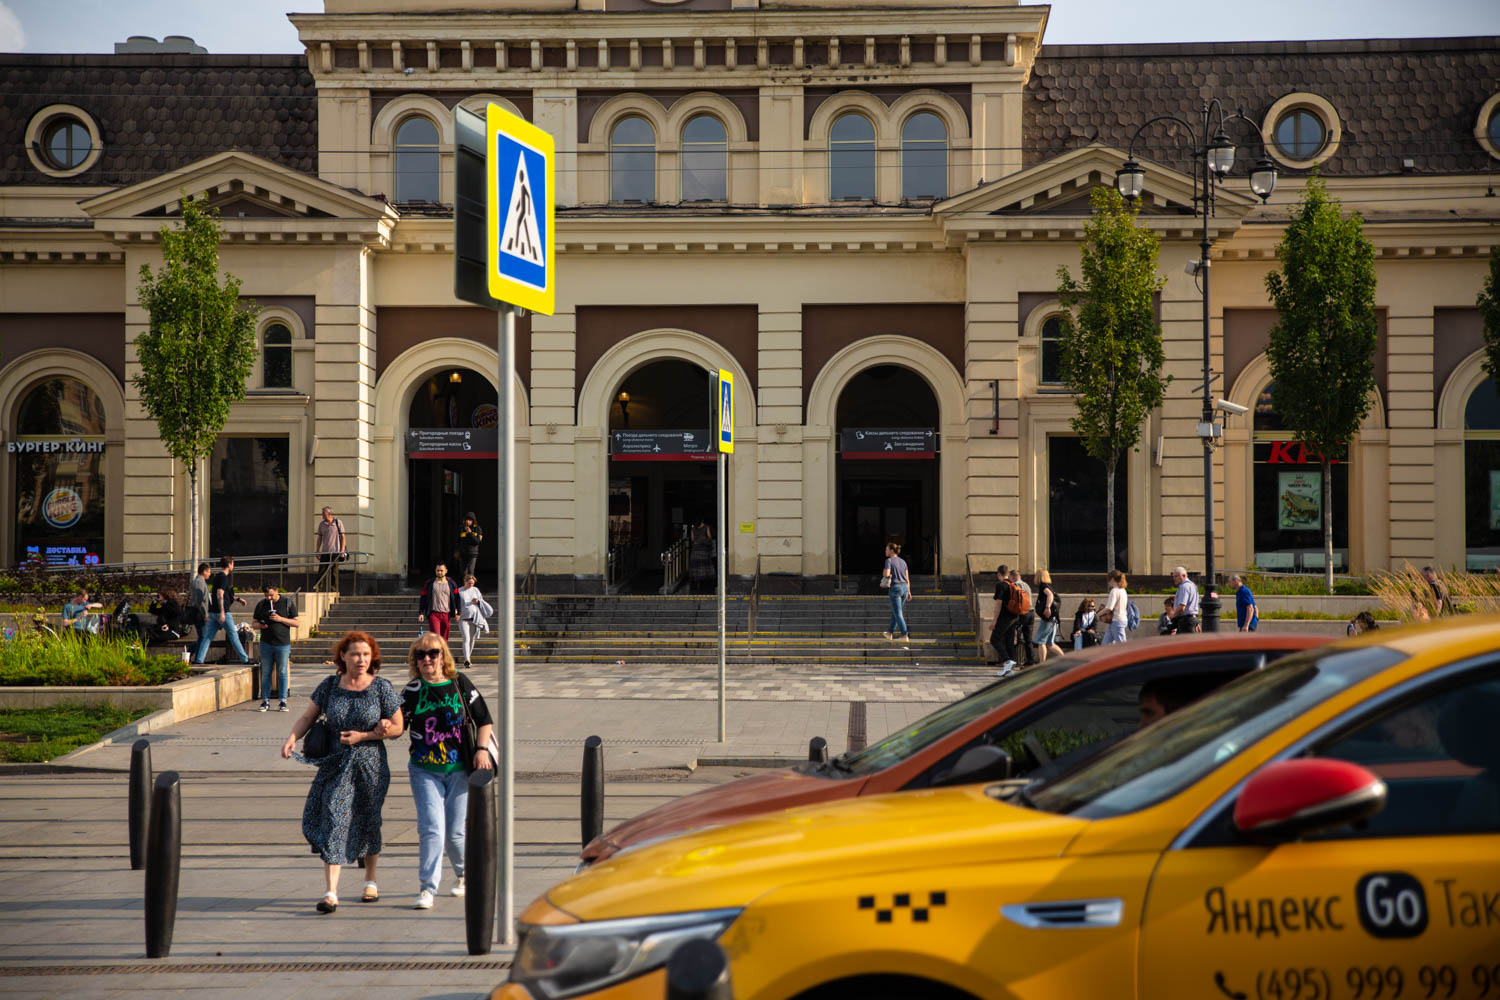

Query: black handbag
301 686 336 758
457 674 480 771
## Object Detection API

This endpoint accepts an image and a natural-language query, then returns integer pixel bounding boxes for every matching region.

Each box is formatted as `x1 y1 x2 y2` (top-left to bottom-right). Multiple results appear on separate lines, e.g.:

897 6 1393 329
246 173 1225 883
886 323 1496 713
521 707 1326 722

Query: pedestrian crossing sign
486 103 555 315
717 368 734 454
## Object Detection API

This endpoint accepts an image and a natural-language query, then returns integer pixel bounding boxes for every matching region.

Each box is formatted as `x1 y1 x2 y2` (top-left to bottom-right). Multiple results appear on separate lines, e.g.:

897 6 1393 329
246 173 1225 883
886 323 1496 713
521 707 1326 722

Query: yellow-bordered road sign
486 104 555 315
717 368 734 454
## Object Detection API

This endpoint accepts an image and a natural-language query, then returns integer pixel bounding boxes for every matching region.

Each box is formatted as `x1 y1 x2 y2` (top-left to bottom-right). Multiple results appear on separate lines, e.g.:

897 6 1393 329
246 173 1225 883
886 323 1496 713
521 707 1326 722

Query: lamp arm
1123 114 1199 160
1223 109 1272 157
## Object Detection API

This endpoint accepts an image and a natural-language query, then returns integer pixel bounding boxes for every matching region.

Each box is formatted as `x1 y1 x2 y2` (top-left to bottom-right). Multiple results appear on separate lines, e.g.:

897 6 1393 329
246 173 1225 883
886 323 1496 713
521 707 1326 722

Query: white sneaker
996 660 1016 678
258 702 269 712
451 877 466 897
414 890 434 910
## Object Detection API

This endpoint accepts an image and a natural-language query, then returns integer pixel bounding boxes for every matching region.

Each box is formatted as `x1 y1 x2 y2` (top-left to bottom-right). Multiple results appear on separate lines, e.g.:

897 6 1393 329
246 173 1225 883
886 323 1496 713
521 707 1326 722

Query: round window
42 117 92 170
1489 109 1500 149
1274 109 1325 160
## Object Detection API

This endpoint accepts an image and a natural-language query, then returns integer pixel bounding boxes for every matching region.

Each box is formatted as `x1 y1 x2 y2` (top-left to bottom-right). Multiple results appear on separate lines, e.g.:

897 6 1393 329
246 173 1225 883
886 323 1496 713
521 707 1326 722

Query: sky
1 0 1498 53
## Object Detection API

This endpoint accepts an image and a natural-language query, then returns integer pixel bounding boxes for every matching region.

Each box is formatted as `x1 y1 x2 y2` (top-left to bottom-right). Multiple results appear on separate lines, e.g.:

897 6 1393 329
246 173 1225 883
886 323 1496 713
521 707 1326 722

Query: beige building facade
2 1 1498 586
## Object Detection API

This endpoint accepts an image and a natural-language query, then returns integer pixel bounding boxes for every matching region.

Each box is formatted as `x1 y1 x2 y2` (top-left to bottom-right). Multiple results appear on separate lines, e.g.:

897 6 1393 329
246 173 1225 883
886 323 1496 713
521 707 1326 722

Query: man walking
990 564 1021 677
1420 566 1455 616
418 563 460 642
1009 569 1038 666
1228 573 1258 632
315 506 347 590
251 584 301 712
1168 565 1201 634
195 556 251 664
187 562 211 639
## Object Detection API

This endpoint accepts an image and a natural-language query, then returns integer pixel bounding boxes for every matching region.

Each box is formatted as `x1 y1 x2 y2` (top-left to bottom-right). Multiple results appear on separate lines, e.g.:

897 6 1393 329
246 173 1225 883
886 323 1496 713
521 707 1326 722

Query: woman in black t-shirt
1031 570 1064 661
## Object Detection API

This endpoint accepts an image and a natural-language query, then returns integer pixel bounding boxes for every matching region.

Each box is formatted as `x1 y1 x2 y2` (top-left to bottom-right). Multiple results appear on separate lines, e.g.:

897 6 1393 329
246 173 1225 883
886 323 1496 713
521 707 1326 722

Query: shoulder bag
301 681 336 758
455 674 499 771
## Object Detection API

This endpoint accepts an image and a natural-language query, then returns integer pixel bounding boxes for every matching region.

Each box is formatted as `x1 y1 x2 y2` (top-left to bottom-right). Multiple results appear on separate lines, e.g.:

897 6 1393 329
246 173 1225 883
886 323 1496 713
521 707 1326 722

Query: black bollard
808 736 829 765
144 770 181 959
665 939 733 1000
128 739 152 871
464 769 497 955
580 735 604 851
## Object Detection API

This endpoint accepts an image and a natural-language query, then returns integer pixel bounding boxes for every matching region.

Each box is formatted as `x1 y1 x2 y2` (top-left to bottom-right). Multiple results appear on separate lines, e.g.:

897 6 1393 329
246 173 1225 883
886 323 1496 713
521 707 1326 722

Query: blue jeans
1102 620 1128 645
194 612 249 664
259 642 291 703
887 583 909 636
408 763 468 893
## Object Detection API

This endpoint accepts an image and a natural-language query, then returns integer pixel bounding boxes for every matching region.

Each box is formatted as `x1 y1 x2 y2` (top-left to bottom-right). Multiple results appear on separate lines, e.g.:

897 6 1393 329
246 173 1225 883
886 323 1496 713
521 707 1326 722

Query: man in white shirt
1169 565 1201 634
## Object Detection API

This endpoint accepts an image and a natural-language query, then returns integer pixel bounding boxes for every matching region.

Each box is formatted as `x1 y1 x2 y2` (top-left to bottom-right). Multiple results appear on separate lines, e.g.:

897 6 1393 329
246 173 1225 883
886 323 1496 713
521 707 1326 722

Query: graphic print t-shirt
403 679 465 774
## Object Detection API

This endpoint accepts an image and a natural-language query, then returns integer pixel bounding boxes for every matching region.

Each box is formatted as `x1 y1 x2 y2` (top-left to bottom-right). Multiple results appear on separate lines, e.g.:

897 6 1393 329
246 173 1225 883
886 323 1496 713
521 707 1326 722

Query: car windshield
1025 645 1409 818
838 658 1079 775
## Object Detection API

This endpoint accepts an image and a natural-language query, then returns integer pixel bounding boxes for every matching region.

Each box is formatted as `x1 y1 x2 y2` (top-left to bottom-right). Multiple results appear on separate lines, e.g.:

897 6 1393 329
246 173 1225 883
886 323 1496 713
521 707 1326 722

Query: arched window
1251 381 1348 573
610 116 656 203
900 112 947 199
1039 316 1064 385
1463 377 1500 569
829 113 876 201
13 377 107 566
262 323 293 389
394 116 440 203
681 114 727 202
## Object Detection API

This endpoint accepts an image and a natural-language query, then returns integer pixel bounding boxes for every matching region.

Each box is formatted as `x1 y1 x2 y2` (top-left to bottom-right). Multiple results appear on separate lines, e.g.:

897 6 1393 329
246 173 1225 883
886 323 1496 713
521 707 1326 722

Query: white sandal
361 881 379 902
316 892 338 913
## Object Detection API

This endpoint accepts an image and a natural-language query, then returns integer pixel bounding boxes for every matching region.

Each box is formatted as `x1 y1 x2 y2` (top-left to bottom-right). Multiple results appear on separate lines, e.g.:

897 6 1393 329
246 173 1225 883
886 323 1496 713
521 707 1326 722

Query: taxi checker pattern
858 890 947 924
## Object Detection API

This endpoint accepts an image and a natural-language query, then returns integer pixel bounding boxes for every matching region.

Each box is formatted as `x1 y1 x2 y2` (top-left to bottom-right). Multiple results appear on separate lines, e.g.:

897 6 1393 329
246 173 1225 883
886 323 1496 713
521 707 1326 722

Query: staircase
298 592 984 666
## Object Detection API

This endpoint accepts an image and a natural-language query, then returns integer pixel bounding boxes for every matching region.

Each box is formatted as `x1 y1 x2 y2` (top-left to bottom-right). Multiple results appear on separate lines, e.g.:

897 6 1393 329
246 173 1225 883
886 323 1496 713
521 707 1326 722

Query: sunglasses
415 648 443 661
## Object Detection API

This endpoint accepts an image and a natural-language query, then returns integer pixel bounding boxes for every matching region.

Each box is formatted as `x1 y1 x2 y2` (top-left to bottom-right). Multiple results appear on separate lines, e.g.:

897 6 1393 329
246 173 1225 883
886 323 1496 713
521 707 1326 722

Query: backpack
1005 584 1030 616
1126 600 1141 631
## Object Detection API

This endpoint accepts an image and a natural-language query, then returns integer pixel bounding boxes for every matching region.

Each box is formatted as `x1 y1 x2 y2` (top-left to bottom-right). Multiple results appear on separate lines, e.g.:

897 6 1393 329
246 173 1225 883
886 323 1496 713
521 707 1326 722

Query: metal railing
606 545 635 595
963 554 984 658
659 533 690 595
520 553 540 627
928 533 942 592
42 551 368 596
747 554 762 656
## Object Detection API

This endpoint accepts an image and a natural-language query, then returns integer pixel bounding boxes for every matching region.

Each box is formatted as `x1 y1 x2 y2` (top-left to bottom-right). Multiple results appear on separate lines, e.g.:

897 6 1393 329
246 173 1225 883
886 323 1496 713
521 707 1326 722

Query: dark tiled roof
1025 36 1500 177
1 54 316 187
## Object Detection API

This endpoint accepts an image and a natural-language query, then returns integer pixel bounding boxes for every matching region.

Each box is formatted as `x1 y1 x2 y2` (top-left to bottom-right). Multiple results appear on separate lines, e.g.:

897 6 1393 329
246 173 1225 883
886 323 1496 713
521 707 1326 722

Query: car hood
549 784 1086 922
583 767 852 861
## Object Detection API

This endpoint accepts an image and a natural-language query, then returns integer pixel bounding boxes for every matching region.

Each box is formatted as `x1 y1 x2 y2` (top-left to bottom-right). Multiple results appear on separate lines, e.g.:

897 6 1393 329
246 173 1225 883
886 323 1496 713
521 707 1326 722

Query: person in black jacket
144 588 186 644
457 514 483 581
417 564 462 643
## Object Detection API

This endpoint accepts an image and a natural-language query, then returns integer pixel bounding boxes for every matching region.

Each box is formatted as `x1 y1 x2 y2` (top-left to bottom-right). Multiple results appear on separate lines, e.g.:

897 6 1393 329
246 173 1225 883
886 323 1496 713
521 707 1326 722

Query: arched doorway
607 359 716 591
1463 376 1500 570
405 366 499 584
836 365 939 575
11 376 107 567
1251 380 1350 573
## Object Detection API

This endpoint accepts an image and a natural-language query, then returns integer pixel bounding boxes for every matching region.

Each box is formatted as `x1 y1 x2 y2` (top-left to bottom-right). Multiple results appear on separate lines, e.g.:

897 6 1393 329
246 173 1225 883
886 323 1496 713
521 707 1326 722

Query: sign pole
496 303 516 947
716 447 726 742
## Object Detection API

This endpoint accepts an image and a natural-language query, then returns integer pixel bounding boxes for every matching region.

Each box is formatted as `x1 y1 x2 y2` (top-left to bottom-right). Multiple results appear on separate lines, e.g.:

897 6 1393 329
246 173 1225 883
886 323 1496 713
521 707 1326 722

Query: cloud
0 2 23 52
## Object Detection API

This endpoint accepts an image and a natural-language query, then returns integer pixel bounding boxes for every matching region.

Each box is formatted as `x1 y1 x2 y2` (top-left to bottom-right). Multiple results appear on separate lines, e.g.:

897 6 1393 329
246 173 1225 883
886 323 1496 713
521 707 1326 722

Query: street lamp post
1115 100 1277 630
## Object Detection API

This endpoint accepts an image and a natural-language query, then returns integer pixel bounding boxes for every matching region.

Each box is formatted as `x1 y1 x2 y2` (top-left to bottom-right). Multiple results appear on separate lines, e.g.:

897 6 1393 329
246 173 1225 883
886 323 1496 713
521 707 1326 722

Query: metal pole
497 304 517 945
144 771 181 959
716 448 726 742
128 738 151 871
1199 116 1220 631
580 735 604 849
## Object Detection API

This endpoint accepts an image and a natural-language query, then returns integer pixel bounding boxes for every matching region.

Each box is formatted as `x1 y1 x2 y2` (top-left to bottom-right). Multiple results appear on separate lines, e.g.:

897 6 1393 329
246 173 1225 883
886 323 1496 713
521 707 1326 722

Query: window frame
1260 93 1341 170
24 104 103 179
679 113 728 203
899 111 948 201
1477 93 1500 161
828 112 877 202
1038 315 1066 387
609 115 658 204
393 114 442 204
260 322 294 391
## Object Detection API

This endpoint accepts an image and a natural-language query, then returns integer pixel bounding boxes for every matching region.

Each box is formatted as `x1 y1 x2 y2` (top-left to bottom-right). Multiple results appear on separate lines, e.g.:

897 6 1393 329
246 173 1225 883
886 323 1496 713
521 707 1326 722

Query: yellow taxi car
495 618 1500 1000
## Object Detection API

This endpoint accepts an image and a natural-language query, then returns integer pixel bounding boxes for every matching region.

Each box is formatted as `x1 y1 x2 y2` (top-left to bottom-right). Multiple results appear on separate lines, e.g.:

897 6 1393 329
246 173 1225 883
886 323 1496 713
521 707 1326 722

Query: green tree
1265 175 1378 594
1477 245 1500 397
132 196 258 575
1055 187 1170 571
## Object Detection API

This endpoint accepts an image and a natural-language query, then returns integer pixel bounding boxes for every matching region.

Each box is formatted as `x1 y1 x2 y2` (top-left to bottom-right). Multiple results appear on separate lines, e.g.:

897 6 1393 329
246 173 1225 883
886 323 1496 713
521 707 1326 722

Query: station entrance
606 360 717 593
836 365 939 576
405 367 499 586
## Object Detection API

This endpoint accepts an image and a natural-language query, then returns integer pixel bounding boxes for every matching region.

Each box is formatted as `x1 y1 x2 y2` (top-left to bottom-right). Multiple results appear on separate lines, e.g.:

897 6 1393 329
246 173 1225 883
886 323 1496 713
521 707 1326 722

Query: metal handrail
41 550 368 595
747 554 762 656
836 546 842 593
963 554 983 658
659 532 690 595
929 533 942 592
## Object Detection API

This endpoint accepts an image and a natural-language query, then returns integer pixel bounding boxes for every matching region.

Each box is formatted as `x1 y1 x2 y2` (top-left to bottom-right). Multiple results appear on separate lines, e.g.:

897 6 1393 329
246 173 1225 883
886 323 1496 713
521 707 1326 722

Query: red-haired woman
282 631 404 913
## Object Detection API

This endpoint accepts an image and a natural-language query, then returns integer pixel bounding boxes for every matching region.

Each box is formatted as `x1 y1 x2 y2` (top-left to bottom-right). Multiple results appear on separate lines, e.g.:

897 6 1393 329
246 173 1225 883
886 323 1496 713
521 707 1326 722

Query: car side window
1307 669 1500 839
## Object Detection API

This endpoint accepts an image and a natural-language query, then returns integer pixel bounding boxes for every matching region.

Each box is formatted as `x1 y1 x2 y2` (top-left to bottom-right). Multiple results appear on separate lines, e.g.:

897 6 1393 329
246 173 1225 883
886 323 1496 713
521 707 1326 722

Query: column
532 88 579 207
1384 306 1435 569
756 304 802 574
312 248 377 561
757 85 804 207
121 259 178 563
528 306 578 574
963 244 1019 566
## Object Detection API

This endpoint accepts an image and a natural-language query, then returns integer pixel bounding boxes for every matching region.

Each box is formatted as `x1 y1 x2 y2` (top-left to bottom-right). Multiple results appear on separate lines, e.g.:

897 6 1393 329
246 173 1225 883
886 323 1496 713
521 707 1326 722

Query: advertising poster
1278 470 1322 531
1491 470 1500 530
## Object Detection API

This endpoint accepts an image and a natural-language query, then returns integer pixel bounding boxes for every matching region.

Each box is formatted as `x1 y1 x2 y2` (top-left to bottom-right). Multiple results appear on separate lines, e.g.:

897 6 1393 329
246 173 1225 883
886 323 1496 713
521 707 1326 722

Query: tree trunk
1322 456 1333 595
186 464 199 590
1105 453 1116 574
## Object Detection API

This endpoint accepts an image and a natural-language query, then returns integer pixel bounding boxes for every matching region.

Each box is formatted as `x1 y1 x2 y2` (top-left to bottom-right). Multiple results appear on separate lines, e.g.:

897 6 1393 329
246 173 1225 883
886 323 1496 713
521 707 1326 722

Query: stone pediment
935 145 1258 239
79 151 397 246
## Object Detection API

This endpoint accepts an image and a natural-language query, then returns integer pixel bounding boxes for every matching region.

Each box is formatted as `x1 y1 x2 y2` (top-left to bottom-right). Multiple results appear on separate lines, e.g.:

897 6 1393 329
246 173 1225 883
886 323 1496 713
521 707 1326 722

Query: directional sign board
486 104 555 315
716 369 734 454
840 428 938 459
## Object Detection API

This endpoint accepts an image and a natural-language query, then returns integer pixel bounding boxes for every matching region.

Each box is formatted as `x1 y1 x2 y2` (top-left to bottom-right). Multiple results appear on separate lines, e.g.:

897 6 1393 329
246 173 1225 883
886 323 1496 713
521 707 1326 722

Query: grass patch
1258 609 1398 621
0 703 153 762
0 633 190 687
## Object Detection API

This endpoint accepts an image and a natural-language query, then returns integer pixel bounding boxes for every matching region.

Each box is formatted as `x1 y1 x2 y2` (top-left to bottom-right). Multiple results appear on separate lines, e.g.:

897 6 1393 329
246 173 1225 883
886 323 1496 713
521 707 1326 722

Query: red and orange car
581 632 1330 865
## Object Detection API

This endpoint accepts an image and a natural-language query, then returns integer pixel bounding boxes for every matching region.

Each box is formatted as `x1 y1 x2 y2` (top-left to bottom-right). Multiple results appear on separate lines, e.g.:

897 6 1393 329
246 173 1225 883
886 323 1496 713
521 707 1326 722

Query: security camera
1185 259 1207 277
1214 397 1249 415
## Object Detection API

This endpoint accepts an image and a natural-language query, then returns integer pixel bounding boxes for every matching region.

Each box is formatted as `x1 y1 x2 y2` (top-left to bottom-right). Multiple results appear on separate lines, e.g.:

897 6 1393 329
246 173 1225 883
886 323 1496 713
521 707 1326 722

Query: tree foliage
1477 244 1500 398
1055 186 1170 571
1264 175 1378 593
132 196 258 568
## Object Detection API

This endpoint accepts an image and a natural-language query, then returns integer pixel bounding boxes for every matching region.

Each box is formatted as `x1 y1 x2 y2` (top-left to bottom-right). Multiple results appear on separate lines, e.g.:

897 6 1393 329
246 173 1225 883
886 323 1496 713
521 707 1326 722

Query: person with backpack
1031 570 1064 662
1008 569 1038 666
990 564 1030 677
1100 570 1130 645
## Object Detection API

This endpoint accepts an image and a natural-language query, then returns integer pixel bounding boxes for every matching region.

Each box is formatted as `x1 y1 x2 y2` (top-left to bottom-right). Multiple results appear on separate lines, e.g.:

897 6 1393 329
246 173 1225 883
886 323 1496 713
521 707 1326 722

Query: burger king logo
42 487 83 530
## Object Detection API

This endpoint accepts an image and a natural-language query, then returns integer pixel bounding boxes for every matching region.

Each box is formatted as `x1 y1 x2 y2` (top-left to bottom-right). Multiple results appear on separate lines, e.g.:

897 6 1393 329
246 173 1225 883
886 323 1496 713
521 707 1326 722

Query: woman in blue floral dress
281 631 404 913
